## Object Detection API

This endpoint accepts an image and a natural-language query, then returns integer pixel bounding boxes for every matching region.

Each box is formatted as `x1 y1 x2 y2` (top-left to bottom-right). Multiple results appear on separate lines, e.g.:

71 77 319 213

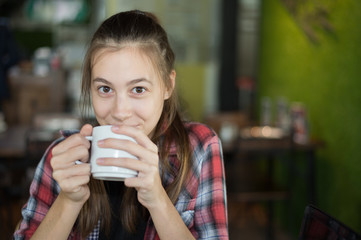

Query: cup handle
75 136 93 165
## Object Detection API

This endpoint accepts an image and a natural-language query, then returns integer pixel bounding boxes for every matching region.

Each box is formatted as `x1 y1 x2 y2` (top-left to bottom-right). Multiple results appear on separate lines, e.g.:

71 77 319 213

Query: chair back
299 204 361 240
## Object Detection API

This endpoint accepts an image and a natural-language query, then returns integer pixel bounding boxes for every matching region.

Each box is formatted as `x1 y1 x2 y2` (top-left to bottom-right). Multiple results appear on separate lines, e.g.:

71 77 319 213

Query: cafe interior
1 0 361 239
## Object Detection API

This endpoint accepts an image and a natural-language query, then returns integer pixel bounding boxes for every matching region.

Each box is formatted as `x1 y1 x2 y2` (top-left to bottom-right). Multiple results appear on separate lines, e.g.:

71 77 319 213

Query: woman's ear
164 70 176 100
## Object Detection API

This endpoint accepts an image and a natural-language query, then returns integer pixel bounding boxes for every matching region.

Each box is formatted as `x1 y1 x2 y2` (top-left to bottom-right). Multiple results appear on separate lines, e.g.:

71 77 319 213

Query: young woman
14 10 228 240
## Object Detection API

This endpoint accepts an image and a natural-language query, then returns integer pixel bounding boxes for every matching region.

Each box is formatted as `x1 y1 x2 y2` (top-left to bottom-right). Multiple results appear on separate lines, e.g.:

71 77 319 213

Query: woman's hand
96 125 167 210
96 125 195 240
50 124 93 205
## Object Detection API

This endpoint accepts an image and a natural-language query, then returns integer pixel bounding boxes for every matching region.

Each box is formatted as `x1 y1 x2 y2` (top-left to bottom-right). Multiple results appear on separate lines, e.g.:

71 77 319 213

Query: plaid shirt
14 122 228 239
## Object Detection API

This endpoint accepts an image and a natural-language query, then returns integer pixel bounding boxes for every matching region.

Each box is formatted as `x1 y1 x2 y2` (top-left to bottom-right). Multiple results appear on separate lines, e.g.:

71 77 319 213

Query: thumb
80 124 93 137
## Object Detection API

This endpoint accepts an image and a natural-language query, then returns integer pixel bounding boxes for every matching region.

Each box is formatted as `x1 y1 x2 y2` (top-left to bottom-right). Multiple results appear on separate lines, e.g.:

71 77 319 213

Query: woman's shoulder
183 121 220 146
184 121 216 134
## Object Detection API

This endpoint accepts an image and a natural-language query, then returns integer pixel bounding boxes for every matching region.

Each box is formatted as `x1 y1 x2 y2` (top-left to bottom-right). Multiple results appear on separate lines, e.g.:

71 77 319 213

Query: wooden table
224 137 323 201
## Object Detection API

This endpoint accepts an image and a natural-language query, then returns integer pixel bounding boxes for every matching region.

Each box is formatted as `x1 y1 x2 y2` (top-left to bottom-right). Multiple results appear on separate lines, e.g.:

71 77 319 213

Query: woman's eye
99 86 112 93
132 87 146 94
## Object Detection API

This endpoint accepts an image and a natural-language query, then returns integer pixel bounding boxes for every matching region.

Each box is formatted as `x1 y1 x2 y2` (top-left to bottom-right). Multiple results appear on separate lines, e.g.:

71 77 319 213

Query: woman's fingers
53 164 91 193
98 138 158 165
110 125 158 153
49 124 93 203
52 134 91 157
79 124 93 136
51 124 93 170
52 124 92 156
97 157 155 172
58 175 91 193
53 164 91 182
124 175 154 189
96 125 166 209
51 145 90 170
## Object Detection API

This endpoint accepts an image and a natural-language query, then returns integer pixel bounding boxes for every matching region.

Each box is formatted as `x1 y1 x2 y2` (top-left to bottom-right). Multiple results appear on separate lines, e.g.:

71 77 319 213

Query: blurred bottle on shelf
290 102 309 144
260 96 272 126
275 97 291 135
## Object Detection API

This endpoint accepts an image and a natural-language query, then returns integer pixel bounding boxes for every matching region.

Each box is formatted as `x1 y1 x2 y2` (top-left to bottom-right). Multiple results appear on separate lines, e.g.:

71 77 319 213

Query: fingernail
97 158 104 164
98 140 104 145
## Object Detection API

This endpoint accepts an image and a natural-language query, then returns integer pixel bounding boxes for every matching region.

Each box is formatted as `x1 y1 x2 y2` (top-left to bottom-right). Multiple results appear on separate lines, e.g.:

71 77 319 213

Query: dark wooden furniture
0 126 29 159
3 70 66 126
224 136 323 240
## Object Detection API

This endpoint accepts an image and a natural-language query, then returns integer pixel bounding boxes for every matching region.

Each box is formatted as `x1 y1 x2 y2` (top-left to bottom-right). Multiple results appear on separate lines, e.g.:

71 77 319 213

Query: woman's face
91 47 173 137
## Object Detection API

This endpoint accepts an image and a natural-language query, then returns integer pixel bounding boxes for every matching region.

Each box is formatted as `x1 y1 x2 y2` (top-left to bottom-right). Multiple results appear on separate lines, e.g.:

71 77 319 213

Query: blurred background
1 0 360 239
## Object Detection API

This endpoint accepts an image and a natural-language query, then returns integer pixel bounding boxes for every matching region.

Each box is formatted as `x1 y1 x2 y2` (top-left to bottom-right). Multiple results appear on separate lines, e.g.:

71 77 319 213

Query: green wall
258 0 361 234
176 64 206 122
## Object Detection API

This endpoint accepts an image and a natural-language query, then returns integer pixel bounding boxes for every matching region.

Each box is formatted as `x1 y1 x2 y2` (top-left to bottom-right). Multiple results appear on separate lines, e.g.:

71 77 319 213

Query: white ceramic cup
81 125 138 181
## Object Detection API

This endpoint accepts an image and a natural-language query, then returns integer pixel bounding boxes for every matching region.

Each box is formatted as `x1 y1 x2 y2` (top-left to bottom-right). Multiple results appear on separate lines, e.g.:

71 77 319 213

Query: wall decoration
280 0 335 44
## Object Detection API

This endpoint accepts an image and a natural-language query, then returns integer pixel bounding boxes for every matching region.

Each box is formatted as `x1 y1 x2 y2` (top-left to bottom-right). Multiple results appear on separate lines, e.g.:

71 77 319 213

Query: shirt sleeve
13 139 62 239
177 123 228 239
193 133 229 239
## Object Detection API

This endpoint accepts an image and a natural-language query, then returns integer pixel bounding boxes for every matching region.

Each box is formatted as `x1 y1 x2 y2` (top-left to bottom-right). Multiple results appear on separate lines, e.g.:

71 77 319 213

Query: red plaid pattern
14 122 228 239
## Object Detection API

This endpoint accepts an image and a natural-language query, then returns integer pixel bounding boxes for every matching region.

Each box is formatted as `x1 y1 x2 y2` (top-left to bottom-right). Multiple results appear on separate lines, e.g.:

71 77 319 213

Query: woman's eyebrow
92 77 154 86
128 78 153 86
92 77 113 86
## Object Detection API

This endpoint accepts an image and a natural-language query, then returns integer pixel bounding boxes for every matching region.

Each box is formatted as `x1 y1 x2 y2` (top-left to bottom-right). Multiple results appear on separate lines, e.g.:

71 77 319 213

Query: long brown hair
78 10 192 237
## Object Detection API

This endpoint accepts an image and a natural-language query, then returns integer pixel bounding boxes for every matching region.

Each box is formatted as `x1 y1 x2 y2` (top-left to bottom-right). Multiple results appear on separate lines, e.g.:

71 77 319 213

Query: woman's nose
111 95 132 121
